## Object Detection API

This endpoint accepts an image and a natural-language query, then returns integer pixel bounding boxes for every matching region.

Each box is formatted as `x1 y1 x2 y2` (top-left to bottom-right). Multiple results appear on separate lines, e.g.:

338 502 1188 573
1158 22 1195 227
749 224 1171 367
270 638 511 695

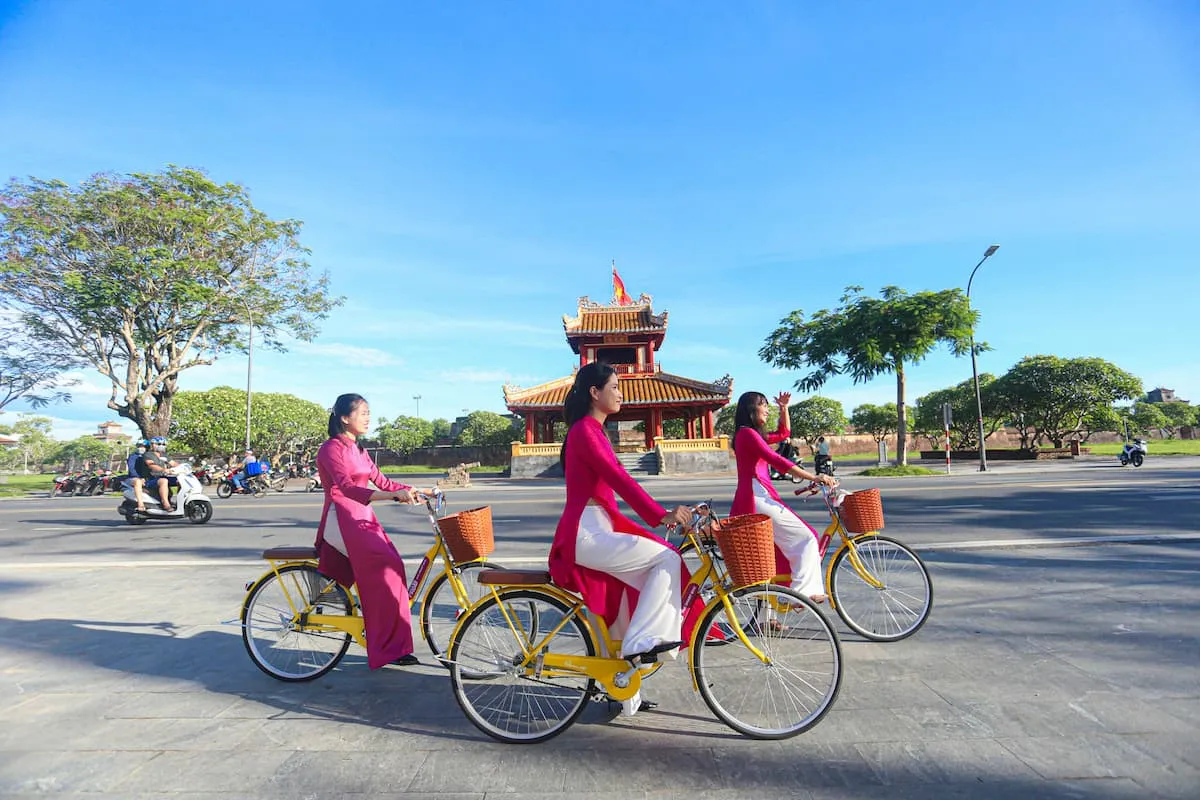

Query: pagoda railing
611 363 662 375
511 442 561 457
654 436 730 452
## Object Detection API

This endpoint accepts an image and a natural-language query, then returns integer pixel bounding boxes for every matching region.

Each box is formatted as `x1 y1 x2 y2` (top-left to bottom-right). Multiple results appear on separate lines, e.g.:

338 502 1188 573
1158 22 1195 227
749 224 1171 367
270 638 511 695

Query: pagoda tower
504 291 733 450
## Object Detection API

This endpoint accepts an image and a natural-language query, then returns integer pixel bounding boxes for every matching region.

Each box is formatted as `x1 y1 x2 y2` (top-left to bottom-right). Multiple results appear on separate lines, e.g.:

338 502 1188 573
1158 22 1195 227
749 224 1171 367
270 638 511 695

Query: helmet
137 439 150 448
151 436 167 444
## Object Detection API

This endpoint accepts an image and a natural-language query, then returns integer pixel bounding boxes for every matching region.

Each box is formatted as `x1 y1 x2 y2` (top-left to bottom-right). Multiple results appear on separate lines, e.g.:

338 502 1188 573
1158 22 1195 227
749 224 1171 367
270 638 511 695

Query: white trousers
752 480 825 598
575 506 683 658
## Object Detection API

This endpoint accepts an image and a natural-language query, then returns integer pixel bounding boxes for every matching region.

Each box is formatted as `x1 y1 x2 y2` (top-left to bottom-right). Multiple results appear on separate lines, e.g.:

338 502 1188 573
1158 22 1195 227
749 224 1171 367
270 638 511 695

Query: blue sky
2 1 1198 440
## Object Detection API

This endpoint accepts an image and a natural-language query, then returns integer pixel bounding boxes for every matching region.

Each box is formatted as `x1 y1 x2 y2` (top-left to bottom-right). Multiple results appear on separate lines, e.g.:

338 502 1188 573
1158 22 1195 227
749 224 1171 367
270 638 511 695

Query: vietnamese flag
612 267 633 306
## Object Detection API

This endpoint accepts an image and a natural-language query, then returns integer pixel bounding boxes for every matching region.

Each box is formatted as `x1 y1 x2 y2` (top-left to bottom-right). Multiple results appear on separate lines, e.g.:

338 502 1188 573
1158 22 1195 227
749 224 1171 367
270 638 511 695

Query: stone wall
509 455 563 479
656 449 735 476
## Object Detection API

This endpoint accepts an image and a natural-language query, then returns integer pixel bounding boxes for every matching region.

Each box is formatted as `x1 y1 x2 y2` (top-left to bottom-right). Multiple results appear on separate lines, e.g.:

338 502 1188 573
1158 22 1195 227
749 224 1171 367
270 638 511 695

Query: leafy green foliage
989 356 1142 447
169 386 326 461
0 166 342 437
1129 401 1168 437
857 464 940 477
760 285 978 464
912 376 1004 449
431 418 452 443
51 436 119 469
715 403 778 437
787 396 846 454
849 403 899 444
375 415 435 455
456 411 519 446
0 316 77 411
1154 402 1196 439
0 414 54 469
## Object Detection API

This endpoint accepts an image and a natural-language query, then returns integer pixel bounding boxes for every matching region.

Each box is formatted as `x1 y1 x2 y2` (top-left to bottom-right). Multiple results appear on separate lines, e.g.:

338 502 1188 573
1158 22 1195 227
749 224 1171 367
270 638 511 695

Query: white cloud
437 368 539 384
57 372 114 397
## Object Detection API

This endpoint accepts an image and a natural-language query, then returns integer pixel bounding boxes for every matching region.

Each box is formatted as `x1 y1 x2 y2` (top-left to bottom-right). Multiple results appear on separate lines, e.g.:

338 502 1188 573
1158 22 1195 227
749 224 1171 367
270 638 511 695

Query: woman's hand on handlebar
663 505 692 528
392 488 434 504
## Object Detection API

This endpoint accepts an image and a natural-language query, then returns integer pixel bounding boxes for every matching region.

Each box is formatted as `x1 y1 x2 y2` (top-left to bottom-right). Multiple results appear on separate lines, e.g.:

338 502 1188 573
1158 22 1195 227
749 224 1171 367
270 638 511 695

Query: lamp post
413 395 422 419
245 307 254 451
967 244 1000 472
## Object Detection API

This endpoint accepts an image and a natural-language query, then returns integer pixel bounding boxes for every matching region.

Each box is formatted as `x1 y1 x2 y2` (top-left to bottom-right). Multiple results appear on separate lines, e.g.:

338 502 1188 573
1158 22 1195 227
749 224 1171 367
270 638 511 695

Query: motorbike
215 465 267 498
192 463 216 486
82 470 120 495
1118 439 1147 467
306 466 322 493
815 452 836 476
768 440 803 483
117 463 214 525
52 472 86 497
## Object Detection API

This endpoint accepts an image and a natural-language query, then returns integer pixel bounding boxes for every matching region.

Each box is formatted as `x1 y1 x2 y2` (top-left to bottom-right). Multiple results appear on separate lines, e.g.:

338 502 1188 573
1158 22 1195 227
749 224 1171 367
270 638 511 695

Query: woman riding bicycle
548 362 698 715
731 391 836 601
312 393 433 670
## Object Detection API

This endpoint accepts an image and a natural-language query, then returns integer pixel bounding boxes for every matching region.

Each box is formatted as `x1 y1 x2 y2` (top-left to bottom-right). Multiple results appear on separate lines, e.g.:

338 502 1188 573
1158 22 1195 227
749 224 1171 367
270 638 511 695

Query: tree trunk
895 364 908 466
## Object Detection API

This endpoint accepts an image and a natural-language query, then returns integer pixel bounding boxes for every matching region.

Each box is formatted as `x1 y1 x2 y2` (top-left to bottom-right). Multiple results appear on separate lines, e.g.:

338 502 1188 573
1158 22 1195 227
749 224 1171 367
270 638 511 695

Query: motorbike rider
231 448 256 493
138 436 176 511
815 436 832 474
127 439 150 512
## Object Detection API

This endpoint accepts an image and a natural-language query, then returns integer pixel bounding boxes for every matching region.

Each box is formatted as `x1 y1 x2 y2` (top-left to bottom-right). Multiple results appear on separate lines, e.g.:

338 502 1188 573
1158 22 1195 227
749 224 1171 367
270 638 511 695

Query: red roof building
504 293 733 448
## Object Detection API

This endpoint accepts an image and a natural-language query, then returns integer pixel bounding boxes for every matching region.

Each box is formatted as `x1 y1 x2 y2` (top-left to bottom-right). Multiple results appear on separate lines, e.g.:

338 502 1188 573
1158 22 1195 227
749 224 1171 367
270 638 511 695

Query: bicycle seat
262 546 318 560
477 568 551 586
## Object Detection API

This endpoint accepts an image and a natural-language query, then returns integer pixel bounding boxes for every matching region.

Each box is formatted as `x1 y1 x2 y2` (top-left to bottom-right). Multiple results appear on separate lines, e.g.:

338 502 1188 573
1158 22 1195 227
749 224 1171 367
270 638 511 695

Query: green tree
990 356 1143 448
1129 401 1168 437
1155 402 1196 439
849 403 898 444
761 286 978 464
787 396 846 454
912 376 1004 449
169 386 326 461
0 166 342 438
431 418 452 444
457 411 519 446
375 415 434 456
51 435 118 470
1078 404 1125 443
2 414 54 470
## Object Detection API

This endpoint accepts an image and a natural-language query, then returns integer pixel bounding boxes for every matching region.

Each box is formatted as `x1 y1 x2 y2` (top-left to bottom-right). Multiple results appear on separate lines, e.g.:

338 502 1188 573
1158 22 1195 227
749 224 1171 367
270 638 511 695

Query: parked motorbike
82 470 120 495
117 463 214 525
306 466 322 493
52 472 86 497
1118 439 1147 467
192 463 216 486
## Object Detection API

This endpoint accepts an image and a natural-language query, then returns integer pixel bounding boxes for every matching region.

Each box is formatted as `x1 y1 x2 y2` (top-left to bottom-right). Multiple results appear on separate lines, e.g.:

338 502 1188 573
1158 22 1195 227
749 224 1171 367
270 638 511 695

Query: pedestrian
548 362 700 716
312 393 434 669
730 391 836 601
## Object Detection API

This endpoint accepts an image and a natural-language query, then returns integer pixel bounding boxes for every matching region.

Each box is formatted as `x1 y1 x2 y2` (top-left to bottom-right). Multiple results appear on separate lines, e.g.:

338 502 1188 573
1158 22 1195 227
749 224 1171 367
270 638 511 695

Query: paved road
1 461 1198 797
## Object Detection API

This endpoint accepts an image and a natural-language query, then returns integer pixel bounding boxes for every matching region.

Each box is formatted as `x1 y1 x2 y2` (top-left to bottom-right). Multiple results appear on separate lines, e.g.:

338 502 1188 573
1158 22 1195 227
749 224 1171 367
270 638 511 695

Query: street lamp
245 307 253 451
967 244 1000 472
413 395 422 419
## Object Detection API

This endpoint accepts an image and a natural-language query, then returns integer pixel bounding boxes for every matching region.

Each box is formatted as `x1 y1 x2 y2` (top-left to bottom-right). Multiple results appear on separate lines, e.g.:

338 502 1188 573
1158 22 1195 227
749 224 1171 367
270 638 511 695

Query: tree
990 356 1143 448
0 314 76 411
52 435 118 470
169 386 326 461
849 403 899 444
761 286 978 465
0 166 341 438
1155 402 1196 439
912 376 1005 449
1 414 54 471
375 415 434 456
1129 401 1168 438
431 418 452 444
456 411 518 446
787 397 846 454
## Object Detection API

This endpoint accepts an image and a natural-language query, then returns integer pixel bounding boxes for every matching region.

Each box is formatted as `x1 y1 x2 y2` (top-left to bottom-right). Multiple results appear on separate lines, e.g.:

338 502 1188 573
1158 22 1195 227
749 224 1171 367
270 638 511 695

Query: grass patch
856 465 941 477
0 474 56 497
382 464 507 474
1081 440 1200 456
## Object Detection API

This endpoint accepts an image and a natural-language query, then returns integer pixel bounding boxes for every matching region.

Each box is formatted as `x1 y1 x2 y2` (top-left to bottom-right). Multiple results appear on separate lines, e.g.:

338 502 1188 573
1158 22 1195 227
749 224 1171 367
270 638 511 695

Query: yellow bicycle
445 504 843 743
240 490 507 681
679 482 933 641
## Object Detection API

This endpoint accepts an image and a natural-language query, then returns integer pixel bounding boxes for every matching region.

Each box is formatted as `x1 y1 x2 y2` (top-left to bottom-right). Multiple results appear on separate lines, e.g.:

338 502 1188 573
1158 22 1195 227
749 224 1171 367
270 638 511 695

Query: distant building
92 421 132 443
0 433 18 447
1146 387 1189 404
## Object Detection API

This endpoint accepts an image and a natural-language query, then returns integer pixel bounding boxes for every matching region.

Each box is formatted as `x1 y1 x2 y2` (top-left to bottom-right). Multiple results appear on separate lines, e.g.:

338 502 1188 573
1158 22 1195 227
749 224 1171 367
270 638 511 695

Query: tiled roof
562 299 668 335
505 371 732 410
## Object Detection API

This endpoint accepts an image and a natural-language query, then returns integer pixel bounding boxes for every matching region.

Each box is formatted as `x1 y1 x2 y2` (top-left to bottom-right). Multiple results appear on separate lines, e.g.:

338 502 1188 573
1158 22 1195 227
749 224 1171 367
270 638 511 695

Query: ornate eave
504 371 733 412
562 295 668 337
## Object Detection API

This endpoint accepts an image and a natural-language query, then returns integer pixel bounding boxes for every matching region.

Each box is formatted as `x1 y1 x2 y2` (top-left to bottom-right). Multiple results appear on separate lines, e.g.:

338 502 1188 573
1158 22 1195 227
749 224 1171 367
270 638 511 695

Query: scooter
768 440 803 483
117 463 214 525
306 466 322 493
815 453 836 476
1118 439 1147 467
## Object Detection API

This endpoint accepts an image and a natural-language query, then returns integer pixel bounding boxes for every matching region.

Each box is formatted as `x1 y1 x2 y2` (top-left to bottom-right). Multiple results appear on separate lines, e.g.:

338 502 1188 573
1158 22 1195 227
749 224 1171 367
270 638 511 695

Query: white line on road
923 504 984 509
5 531 1200 570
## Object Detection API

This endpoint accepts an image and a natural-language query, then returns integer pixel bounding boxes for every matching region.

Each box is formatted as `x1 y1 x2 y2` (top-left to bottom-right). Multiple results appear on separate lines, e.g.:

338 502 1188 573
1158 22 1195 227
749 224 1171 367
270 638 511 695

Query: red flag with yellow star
612 267 633 306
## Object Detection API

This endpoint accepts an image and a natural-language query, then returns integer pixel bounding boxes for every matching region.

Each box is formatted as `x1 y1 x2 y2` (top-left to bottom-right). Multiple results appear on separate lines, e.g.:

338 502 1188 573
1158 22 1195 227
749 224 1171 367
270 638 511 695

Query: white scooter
1118 439 1147 467
117 463 214 525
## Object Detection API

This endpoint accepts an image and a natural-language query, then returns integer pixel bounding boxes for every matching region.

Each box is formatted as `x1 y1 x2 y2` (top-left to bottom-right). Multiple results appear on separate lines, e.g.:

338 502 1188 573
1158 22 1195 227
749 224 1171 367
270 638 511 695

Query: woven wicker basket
713 513 776 588
437 505 495 563
840 488 884 533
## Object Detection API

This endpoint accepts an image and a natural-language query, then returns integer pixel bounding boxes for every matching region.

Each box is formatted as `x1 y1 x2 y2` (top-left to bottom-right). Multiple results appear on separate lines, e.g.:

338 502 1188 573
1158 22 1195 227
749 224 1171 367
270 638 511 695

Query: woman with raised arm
549 362 698 716
313 393 432 669
730 391 837 601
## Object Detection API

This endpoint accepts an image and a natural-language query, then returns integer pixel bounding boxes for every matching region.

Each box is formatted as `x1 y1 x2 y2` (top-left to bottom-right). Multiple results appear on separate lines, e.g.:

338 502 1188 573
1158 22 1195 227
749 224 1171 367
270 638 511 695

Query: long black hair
732 391 769 441
559 361 617 472
328 393 367 450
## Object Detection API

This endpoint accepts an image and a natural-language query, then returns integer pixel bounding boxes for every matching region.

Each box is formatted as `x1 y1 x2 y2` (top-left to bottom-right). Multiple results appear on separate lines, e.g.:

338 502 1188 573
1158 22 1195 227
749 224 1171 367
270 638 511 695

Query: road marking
923 504 984 509
5 532 1199 570
32 527 76 531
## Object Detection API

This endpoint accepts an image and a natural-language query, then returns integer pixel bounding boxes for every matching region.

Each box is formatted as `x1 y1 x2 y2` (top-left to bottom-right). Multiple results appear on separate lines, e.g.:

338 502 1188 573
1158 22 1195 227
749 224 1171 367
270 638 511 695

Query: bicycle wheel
420 560 502 659
692 584 841 739
241 564 354 681
449 589 596 744
829 535 932 642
